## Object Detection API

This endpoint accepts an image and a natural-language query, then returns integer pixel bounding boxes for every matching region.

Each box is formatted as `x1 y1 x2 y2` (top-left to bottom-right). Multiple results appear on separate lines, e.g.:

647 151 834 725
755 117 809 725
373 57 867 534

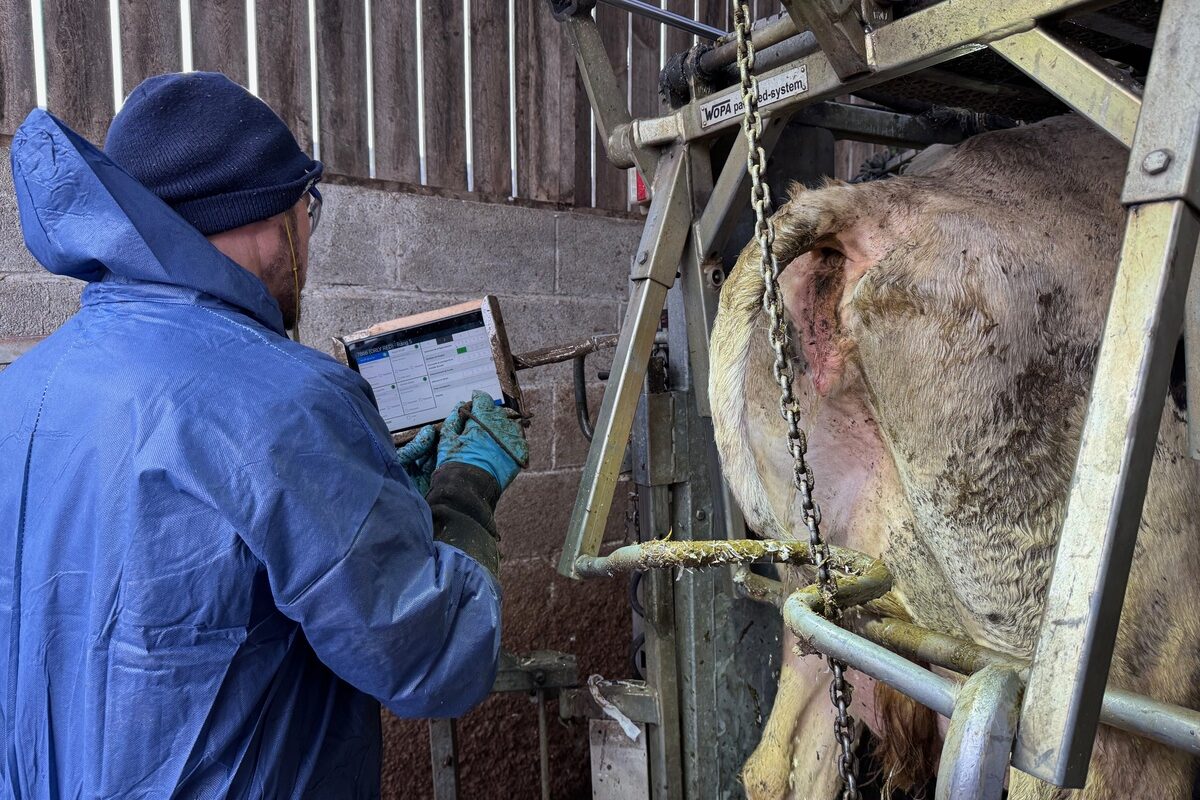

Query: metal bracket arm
693 114 790 273
1122 0 1200 210
559 680 661 724
990 26 1142 148
559 11 658 182
639 0 1111 144
557 148 691 577
790 100 966 147
1187 255 1200 459
779 0 880 81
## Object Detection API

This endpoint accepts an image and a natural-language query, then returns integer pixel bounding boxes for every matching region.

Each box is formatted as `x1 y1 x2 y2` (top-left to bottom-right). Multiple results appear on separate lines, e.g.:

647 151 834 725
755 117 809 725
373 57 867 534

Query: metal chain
730 5 860 798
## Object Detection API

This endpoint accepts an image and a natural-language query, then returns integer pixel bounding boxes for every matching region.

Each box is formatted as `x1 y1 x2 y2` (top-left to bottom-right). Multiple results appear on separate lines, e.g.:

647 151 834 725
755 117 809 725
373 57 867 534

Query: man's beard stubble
265 225 300 330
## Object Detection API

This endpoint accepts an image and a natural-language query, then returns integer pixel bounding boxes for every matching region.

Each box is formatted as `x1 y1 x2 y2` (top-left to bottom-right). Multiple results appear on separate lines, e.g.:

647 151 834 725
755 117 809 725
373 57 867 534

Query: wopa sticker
698 64 809 129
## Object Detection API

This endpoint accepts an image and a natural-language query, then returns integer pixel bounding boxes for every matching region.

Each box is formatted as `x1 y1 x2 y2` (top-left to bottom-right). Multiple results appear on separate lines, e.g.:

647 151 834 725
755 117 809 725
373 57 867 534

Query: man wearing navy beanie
105 71 324 333
1 71 524 797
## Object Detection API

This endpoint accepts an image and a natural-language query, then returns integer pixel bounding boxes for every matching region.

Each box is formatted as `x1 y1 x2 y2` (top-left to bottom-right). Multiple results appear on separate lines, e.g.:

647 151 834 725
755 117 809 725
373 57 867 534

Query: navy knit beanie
105 72 322 235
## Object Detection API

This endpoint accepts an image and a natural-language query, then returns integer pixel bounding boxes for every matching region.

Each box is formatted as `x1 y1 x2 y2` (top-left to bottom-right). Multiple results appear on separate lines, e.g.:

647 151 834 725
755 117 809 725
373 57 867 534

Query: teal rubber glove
437 391 529 491
396 423 438 495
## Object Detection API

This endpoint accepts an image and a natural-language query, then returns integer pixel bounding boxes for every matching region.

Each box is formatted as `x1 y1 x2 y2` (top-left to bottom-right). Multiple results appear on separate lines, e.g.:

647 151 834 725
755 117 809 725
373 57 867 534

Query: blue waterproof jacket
0 110 501 797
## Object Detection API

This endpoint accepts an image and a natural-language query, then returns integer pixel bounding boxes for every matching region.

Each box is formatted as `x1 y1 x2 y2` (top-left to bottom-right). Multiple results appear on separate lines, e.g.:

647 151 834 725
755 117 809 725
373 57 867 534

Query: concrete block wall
0 140 644 798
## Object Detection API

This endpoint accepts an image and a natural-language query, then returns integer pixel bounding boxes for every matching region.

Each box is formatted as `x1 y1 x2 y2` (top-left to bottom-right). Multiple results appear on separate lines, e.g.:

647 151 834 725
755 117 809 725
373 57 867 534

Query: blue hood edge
10 109 286 335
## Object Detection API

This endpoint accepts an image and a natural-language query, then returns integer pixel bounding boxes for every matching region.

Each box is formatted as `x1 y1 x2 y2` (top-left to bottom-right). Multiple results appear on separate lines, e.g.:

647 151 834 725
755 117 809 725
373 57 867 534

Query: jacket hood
10 109 285 334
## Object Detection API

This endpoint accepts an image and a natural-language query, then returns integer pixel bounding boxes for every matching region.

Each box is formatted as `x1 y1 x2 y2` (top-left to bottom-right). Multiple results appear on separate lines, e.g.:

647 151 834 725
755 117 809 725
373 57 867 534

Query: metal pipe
736 572 1200 757
573 355 594 441
851 614 1025 677
512 333 618 370
783 590 959 718
749 30 820 76
578 539 811 577
596 0 726 41
935 666 1022 800
536 690 551 800
699 13 799 74
574 538 879 578
731 565 791 606
1102 689 1200 757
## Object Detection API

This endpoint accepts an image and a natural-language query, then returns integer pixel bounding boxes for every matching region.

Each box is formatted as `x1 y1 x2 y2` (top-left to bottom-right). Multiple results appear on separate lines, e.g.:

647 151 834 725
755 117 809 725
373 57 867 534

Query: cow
708 115 1200 799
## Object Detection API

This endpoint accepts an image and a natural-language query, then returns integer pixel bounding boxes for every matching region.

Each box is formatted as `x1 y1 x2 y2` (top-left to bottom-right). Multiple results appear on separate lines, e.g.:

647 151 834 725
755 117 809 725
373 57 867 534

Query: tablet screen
345 308 504 433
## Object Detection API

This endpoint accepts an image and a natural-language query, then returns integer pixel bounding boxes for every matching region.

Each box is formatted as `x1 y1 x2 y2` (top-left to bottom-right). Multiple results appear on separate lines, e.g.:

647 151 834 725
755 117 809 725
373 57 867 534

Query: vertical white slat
307 0 320 161
364 0 376 177
109 0 123 111
245 0 257 94
462 0 473 191
414 0 428 183
30 0 47 108
507 0 516 196
659 0 665 69
180 0 193 71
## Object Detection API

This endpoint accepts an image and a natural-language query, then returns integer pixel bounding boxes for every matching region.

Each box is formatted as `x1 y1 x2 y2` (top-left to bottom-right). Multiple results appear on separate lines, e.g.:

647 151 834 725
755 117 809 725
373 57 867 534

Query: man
0 72 525 796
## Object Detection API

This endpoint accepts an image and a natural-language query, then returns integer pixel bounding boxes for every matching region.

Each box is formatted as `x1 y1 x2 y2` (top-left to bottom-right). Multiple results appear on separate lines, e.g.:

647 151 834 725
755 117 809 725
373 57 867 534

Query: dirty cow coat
0 110 501 797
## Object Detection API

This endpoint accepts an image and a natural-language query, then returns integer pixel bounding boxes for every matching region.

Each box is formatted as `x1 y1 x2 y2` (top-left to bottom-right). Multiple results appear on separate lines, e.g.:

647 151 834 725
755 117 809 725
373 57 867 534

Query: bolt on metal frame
550 0 1200 795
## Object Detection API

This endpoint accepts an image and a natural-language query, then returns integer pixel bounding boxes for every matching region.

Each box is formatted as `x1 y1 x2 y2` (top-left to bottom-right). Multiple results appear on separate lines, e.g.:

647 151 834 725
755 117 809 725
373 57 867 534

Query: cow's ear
771 185 878 396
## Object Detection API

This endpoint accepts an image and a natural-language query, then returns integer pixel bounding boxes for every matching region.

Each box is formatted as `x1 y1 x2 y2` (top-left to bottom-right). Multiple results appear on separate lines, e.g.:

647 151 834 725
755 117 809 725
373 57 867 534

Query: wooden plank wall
119 0 181 96
421 0 467 190
372 1 420 184
42 0 113 143
315 0 369 176
256 0 312 154
192 0 247 87
592 2 627 210
0 0 36 134
469 0 510 195
834 96 890 179
0 0 835 211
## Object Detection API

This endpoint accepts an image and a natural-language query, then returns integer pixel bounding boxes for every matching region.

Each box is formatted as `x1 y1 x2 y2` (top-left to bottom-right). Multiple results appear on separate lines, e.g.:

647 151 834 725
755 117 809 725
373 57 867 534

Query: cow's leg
744 632 882 800
742 646 816 800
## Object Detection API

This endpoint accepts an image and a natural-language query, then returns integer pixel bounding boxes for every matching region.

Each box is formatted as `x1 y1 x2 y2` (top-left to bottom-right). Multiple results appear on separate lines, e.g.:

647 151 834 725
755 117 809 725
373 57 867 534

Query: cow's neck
858 343 1089 655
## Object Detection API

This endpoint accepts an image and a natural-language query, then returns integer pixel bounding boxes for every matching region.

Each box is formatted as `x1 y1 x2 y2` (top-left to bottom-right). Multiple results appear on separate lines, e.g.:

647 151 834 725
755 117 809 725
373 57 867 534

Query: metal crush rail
735 568 1200 758
574 539 1200 760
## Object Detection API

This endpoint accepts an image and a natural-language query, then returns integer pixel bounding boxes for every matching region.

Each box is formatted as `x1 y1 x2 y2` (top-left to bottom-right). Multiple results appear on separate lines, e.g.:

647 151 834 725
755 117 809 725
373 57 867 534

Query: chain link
730 5 859 798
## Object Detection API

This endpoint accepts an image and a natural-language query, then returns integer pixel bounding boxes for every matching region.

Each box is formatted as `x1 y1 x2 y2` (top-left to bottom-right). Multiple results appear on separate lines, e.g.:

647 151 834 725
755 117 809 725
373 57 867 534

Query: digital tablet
334 297 523 440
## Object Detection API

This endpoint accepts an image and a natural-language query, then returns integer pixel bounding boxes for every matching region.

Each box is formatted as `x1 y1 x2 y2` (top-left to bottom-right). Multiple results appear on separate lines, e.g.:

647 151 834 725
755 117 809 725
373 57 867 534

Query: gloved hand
437 391 529 492
396 423 438 495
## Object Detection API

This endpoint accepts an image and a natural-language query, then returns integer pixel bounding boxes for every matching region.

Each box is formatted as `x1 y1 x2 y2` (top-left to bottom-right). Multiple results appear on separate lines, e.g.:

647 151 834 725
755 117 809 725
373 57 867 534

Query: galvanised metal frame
428 650 578 800
550 0 1200 796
